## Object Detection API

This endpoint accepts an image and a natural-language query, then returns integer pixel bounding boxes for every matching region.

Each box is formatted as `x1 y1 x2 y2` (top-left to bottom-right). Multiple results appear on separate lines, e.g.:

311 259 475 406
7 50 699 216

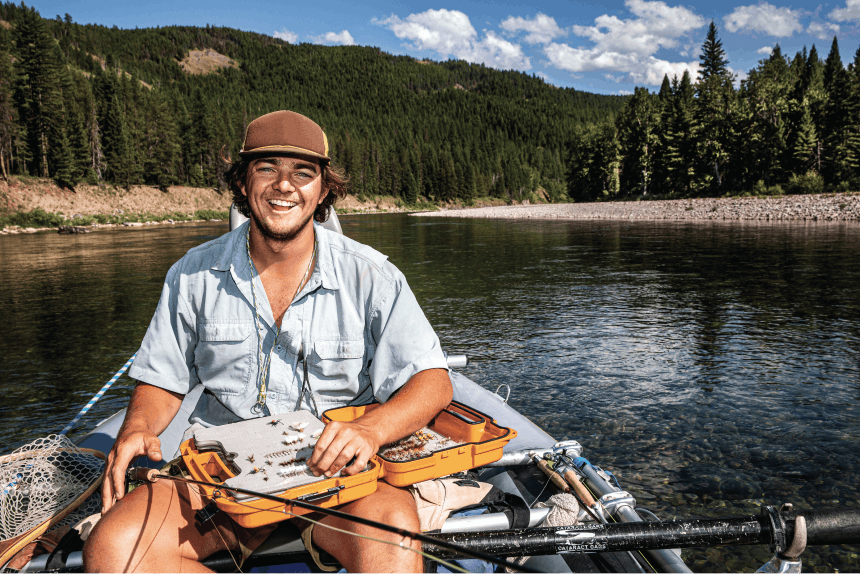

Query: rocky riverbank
412 193 860 222
0 177 427 234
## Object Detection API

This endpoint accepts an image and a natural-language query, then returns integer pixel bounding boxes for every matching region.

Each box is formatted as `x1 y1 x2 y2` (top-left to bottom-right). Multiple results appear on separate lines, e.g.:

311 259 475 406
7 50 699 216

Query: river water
0 215 858 572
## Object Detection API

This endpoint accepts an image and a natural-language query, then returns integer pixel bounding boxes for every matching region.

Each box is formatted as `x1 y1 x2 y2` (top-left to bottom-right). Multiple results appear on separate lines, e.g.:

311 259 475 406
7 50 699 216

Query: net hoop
0 444 106 567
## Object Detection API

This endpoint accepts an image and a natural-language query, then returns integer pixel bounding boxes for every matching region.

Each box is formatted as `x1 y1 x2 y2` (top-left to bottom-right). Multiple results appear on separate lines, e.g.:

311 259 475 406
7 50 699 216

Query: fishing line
138 471 537 573
224 492 469 573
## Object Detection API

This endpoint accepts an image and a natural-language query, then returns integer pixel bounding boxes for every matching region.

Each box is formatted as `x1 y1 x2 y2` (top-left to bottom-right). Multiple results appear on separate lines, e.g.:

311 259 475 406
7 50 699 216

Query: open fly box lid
179 410 380 528
322 401 517 487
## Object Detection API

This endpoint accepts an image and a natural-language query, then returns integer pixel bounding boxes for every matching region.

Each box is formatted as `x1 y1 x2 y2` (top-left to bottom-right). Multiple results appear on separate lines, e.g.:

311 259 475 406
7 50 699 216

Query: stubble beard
250 204 316 243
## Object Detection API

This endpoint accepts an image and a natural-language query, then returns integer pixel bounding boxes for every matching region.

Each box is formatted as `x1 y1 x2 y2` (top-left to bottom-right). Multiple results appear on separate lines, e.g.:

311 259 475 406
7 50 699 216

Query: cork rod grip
536 459 570 493
126 467 160 483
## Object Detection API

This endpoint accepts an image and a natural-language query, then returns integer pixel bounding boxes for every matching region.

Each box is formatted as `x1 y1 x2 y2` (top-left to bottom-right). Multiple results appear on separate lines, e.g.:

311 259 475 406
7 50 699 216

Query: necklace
247 227 317 414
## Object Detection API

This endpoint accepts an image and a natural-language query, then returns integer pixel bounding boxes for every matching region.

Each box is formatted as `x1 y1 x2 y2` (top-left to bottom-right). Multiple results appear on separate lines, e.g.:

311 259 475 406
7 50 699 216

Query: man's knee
82 481 197 572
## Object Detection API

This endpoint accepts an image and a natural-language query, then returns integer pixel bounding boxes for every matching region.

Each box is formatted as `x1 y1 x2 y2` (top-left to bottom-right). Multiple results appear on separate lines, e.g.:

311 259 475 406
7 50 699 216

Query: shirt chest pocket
310 339 365 382
195 321 254 396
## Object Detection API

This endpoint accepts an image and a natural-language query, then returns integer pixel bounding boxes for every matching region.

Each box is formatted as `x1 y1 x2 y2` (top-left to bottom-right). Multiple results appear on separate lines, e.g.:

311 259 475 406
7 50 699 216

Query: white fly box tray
181 410 381 527
190 410 327 501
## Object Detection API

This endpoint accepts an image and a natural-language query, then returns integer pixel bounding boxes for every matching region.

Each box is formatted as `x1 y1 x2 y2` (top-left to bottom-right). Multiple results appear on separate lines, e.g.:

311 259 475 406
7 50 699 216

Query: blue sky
22 0 860 95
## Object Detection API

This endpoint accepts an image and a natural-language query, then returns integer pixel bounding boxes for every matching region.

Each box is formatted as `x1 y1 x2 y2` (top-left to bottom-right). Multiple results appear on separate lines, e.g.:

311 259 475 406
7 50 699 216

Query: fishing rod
126 467 538 573
421 506 860 559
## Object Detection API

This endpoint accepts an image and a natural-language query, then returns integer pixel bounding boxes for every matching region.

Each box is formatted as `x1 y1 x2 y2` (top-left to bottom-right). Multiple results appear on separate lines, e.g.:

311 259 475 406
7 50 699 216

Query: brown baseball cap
239 110 330 163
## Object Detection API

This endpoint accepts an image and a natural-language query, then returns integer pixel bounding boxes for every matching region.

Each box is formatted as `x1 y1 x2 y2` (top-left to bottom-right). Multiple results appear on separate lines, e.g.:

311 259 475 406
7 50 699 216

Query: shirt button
276 345 283 352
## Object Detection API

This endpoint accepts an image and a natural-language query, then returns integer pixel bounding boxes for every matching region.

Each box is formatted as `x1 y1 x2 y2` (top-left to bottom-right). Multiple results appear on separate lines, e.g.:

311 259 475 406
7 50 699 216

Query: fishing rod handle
536 459 570 494
126 467 160 483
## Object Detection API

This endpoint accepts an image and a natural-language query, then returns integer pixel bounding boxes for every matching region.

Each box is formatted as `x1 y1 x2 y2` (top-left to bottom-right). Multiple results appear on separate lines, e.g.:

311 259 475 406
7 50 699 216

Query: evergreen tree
821 39 858 183
665 71 697 195
698 22 728 81
695 22 735 191
14 6 66 178
0 26 21 179
103 93 130 188
617 87 658 195
792 101 818 173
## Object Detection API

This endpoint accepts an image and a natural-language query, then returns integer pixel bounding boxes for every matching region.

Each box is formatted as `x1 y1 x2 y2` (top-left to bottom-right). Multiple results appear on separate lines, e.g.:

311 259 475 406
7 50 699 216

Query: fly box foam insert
191 410 333 501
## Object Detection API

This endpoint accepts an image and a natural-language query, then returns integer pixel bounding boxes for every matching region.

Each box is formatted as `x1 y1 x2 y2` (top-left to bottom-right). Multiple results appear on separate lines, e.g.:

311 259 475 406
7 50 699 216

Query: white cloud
571 0 705 56
756 46 774 55
499 13 565 44
616 89 634 95
311 30 356 46
542 0 704 86
544 42 699 85
274 28 298 43
829 0 860 22
375 9 530 70
724 3 803 36
807 21 840 40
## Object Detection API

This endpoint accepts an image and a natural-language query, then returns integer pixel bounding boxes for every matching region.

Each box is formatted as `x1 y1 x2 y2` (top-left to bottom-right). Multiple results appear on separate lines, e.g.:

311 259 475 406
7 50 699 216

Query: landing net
1 434 104 542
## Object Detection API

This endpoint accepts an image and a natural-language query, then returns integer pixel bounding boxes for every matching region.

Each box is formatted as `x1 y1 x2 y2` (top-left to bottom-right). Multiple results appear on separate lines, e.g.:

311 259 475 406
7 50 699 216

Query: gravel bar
411 193 860 222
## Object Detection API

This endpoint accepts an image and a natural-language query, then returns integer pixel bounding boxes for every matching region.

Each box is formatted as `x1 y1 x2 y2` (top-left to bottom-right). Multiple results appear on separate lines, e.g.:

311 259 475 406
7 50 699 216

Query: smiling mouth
268 199 297 209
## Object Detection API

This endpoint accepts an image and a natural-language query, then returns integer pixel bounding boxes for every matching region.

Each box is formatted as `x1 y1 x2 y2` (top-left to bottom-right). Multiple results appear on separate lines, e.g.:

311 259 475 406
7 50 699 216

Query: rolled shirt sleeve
128 262 199 395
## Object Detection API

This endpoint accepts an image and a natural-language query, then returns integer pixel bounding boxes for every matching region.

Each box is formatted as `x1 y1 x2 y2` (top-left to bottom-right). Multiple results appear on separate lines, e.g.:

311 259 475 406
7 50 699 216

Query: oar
421 506 860 559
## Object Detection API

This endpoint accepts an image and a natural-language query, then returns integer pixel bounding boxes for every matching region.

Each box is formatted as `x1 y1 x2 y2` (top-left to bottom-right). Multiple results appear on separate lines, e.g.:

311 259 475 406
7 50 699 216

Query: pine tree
821 38 858 183
14 6 66 179
617 87 658 195
103 93 131 188
0 26 21 179
792 101 818 173
665 72 697 195
698 22 728 81
695 22 735 191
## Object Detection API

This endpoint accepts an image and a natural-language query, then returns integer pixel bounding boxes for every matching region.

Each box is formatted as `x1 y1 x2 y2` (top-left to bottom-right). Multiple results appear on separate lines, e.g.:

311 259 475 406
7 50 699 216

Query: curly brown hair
224 155 349 223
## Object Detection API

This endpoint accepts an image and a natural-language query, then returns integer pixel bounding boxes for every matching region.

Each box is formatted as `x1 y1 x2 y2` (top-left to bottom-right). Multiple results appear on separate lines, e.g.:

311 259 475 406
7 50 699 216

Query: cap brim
238 145 330 163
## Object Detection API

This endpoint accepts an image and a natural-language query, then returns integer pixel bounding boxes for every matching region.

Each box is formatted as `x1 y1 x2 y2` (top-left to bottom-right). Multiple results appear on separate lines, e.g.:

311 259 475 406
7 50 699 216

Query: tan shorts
292 513 340 572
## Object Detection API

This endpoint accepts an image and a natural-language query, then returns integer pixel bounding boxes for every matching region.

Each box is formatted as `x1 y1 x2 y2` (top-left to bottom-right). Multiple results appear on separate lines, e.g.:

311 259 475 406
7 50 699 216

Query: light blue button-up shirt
129 220 448 427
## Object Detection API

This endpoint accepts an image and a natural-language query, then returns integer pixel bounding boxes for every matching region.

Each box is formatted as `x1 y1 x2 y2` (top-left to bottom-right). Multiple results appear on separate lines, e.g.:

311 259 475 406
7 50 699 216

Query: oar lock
757 504 807 574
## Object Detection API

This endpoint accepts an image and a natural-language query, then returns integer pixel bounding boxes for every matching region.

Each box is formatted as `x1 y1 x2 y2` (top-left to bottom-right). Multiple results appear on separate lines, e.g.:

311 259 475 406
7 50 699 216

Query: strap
455 486 531 529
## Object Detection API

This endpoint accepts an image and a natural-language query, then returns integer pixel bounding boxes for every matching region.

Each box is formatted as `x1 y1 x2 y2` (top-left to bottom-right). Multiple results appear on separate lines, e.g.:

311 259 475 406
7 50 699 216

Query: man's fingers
323 443 358 477
308 423 339 470
144 436 162 462
342 448 370 476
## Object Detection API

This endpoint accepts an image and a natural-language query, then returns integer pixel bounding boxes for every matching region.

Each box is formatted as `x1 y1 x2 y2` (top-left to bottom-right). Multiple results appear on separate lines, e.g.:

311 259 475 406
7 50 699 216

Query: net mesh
1 435 104 541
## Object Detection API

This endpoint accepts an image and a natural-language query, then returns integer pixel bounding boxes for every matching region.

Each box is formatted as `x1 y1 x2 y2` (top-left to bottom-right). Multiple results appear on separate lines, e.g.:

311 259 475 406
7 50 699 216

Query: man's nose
275 173 297 192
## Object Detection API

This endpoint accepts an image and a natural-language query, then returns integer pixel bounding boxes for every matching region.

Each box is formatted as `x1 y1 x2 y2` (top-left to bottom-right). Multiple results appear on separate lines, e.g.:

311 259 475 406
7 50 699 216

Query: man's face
242 155 327 242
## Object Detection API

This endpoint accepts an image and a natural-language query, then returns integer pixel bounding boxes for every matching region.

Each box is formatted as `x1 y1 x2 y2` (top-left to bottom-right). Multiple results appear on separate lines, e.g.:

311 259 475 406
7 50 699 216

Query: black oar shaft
423 507 860 559
425 517 769 558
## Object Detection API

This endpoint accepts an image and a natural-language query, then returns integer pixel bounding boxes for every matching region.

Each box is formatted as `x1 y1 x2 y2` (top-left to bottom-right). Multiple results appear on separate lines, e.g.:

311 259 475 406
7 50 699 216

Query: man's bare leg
83 480 241 573
312 482 423 573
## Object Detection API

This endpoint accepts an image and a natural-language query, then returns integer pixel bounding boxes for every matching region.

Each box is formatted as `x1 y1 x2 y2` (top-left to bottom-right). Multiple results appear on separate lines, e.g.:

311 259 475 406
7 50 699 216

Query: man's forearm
363 368 453 446
119 382 185 438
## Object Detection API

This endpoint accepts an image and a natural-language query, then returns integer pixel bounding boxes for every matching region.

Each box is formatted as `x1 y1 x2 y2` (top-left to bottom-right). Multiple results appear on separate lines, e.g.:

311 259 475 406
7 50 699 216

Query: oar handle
562 468 597 507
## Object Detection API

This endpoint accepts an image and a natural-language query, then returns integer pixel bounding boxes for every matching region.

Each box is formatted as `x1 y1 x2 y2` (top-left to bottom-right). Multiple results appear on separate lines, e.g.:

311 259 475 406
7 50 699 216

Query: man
83 111 453 573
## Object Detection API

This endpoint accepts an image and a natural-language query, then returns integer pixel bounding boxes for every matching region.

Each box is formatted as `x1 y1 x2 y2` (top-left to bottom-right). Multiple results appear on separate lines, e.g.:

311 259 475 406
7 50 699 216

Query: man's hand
308 368 452 478
101 428 163 513
308 420 381 477
99 383 184 514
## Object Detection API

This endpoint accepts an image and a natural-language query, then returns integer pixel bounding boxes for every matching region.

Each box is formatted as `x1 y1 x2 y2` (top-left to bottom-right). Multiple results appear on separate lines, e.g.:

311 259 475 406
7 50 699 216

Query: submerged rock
58 225 92 234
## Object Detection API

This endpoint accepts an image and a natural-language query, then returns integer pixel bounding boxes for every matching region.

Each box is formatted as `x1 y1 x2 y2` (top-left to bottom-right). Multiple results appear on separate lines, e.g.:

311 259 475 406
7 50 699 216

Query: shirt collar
211 219 339 293
313 221 340 292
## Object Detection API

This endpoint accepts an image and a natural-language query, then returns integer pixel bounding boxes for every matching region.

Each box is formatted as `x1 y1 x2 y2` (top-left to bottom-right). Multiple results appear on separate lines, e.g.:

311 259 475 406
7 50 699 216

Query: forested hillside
570 23 860 201
0 2 624 206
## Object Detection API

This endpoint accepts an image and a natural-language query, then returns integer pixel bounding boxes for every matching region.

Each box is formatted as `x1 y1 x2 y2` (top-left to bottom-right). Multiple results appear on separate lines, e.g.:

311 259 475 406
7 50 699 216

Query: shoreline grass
0 208 229 231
